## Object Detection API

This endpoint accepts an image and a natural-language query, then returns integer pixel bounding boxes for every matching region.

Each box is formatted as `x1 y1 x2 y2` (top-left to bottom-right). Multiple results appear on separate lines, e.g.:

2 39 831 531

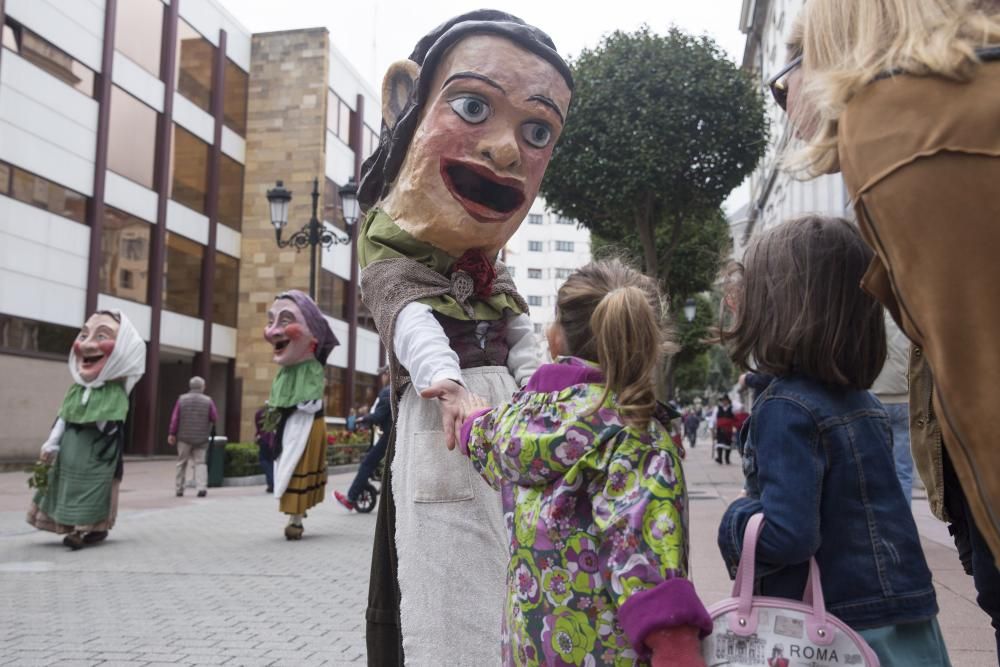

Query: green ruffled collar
267 358 325 408
58 382 129 424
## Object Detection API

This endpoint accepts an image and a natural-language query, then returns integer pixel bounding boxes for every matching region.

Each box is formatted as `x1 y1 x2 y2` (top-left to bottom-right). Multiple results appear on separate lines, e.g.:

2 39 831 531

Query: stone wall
235 28 330 442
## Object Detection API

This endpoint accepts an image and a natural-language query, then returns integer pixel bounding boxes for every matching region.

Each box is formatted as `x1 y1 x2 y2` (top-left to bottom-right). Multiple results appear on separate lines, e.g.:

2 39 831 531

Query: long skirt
392 366 516 666
278 413 328 515
26 424 120 534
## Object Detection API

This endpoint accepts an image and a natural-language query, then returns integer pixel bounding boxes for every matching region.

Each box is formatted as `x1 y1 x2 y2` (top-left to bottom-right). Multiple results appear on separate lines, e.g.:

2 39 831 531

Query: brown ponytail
556 260 676 429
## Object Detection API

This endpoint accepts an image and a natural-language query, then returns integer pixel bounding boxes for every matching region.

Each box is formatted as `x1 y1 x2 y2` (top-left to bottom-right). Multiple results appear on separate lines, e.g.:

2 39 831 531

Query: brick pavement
0 434 996 666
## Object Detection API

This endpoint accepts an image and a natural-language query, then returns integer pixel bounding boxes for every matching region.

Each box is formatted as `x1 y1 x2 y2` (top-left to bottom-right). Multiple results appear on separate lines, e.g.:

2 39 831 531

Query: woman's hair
358 10 574 209
556 260 677 429
791 0 1000 175
721 216 886 388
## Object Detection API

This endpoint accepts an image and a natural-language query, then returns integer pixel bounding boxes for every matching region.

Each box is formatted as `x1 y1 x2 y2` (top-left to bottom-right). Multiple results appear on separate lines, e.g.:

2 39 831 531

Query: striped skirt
279 414 327 515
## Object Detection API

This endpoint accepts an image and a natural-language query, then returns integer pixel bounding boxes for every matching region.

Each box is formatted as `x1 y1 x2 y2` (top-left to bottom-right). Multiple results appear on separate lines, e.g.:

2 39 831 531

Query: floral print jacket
460 357 711 666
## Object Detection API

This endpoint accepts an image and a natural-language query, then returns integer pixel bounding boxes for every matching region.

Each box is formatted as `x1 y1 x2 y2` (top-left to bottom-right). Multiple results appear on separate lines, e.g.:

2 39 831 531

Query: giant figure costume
358 10 573 665
26 310 146 550
262 289 338 540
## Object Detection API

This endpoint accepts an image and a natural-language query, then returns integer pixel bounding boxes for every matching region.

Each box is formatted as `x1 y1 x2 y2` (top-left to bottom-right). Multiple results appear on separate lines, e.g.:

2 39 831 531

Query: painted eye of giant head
521 121 552 148
448 95 491 123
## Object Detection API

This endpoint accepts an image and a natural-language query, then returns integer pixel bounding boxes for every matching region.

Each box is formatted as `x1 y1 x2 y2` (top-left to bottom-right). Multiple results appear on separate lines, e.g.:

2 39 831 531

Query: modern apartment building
504 199 592 353
0 0 381 461
734 0 850 246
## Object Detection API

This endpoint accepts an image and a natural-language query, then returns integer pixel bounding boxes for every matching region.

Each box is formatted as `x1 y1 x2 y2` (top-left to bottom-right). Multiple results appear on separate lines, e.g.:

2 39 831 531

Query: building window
325 366 347 418
527 214 543 225
114 0 163 76
327 90 352 145
555 268 573 279
357 289 376 332
170 124 209 214
2 19 95 97
556 216 575 225
3 162 88 224
223 59 248 136
506 266 516 278
318 270 348 321
363 126 379 159
323 178 345 231
213 252 239 327
109 86 158 189
0 314 78 360
528 296 543 307
527 268 543 279
218 154 244 231
528 240 543 252
533 322 543 335
555 240 575 252
100 207 151 303
163 232 203 317
354 372 378 412
175 19 214 113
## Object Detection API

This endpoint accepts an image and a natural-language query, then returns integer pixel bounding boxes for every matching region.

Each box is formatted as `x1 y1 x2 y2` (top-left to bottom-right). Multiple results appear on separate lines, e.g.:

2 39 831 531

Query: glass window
325 366 347 418
555 240 575 252
218 154 244 231
363 126 379 159
357 288 376 332
109 86 158 189
7 163 87 224
326 90 339 136
527 268 542 279
528 240 543 252
339 99 352 144
507 266 516 277
527 214 543 225
170 124 209 214
354 371 378 412
163 232 203 317
533 322 543 335
318 270 348 321
528 296 543 307
213 252 239 327
114 0 163 76
3 20 95 96
100 207 151 303
555 268 573 279
557 216 575 225
328 92 352 145
223 59 248 136
323 178 345 231
0 314 78 359
175 20 214 113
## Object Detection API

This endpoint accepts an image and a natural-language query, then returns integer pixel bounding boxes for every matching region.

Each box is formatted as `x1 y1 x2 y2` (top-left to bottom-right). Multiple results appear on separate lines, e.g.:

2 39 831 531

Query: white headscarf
67 309 147 404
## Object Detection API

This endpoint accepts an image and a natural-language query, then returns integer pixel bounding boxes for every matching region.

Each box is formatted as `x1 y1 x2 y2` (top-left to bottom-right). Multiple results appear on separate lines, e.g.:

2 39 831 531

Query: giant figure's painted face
264 298 317 367
74 313 120 383
381 34 571 257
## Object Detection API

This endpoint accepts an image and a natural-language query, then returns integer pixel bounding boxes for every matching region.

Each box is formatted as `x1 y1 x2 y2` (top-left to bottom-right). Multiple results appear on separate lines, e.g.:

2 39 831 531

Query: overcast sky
227 0 752 210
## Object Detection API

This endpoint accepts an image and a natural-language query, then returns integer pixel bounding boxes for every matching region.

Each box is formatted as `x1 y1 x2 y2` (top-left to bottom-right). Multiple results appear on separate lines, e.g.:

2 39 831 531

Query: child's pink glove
647 625 706 667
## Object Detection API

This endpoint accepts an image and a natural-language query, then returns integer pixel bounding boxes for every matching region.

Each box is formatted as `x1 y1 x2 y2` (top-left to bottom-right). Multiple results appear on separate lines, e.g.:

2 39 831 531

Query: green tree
542 26 767 289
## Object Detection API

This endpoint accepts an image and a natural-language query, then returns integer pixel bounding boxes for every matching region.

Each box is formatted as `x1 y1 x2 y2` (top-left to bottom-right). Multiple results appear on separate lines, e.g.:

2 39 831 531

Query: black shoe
197 490 207 498
63 532 84 550
82 531 108 544
176 490 183 497
265 486 274 493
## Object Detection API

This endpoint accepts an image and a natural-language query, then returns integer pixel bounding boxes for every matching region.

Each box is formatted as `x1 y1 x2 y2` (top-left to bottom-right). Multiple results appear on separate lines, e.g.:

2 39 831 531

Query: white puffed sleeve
394 302 463 392
505 314 543 387
41 418 66 455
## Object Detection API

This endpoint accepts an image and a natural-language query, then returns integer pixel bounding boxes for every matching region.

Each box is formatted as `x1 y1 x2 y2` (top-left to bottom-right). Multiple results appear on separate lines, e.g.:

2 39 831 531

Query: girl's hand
420 379 470 451
463 393 490 415
648 626 705 667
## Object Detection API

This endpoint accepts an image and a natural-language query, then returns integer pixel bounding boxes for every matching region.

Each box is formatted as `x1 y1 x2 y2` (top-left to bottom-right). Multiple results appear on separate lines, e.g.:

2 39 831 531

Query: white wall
325 132 356 186
5 0 105 72
328 46 380 130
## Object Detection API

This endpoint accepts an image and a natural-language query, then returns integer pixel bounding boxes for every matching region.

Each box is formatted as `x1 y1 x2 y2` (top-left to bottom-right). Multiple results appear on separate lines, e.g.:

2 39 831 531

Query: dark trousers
348 433 388 502
945 451 1000 658
258 448 274 491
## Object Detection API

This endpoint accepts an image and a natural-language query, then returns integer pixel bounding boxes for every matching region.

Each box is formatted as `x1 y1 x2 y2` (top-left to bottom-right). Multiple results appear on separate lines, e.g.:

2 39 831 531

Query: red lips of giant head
439 158 526 223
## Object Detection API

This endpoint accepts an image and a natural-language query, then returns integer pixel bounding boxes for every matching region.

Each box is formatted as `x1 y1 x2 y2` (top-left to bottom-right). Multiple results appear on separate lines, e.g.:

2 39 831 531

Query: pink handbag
701 514 880 666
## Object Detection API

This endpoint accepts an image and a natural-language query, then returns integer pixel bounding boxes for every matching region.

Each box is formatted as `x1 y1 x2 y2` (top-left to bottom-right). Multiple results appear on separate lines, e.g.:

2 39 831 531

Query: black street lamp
683 297 697 322
266 177 360 299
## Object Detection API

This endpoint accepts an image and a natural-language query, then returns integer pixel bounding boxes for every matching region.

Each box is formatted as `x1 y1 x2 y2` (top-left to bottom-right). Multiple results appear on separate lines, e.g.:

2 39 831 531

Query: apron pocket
410 431 474 503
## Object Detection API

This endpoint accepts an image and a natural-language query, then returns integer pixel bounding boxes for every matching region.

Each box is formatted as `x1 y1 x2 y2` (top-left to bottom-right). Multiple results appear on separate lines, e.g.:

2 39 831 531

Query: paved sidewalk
0 436 995 665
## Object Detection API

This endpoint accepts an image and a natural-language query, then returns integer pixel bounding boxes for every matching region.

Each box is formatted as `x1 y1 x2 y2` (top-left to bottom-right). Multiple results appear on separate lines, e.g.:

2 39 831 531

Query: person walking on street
335 368 391 511
254 406 274 494
683 407 701 449
714 395 736 464
169 376 217 498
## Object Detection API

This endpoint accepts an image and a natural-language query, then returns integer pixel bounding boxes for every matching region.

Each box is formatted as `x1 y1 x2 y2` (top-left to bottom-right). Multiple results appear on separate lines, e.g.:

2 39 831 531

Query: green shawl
58 383 129 424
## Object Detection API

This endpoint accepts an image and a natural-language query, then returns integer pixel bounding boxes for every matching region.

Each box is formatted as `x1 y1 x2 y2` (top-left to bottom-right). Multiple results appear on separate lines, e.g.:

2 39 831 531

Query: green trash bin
207 435 227 488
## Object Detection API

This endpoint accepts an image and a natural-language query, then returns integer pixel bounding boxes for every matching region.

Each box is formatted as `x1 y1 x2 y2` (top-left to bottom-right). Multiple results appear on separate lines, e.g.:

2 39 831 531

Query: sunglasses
767 55 803 111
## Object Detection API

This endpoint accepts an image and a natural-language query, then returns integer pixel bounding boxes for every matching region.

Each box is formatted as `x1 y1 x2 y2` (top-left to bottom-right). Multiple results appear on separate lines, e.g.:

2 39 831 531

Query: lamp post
683 297 697 323
266 177 360 299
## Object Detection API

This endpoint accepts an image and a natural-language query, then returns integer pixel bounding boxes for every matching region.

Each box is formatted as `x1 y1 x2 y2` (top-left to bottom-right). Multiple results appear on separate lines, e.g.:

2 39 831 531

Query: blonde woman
775 0 1000 657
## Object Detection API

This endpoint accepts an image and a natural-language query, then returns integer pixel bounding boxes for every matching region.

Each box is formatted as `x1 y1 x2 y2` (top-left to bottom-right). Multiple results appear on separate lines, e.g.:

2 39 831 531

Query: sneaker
197 490 207 498
333 490 355 511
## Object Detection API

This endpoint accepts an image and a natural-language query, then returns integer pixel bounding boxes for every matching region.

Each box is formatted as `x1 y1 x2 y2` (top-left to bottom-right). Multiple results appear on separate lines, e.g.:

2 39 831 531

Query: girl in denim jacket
719 216 950 665
460 260 711 666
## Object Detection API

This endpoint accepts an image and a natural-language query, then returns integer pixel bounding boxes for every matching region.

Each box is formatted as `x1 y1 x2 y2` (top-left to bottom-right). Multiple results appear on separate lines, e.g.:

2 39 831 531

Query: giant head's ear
381 60 420 130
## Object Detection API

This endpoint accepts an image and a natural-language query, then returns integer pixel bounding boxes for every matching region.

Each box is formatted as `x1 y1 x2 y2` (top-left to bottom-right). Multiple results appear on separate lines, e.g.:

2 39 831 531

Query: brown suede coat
838 60 1000 564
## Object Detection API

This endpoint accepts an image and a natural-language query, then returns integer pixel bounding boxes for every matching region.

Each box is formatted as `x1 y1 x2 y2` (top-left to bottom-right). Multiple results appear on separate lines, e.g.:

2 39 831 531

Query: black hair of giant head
357 9 574 210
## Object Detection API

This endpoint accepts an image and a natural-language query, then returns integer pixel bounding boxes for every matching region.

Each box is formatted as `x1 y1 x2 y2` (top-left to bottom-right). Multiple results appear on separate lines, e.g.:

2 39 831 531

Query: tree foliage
542 26 767 285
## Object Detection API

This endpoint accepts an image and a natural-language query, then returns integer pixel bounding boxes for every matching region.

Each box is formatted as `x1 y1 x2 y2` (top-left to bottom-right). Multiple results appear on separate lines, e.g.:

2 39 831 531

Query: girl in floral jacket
460 260 711 667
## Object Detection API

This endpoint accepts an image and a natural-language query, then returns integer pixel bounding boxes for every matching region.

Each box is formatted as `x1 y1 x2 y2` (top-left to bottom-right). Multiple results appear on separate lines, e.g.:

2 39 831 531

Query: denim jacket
718 376 938 630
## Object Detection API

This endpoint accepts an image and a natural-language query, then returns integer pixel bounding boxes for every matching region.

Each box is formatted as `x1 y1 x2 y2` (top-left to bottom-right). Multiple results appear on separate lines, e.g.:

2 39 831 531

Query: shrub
224 442 260 477
326 428 371 465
